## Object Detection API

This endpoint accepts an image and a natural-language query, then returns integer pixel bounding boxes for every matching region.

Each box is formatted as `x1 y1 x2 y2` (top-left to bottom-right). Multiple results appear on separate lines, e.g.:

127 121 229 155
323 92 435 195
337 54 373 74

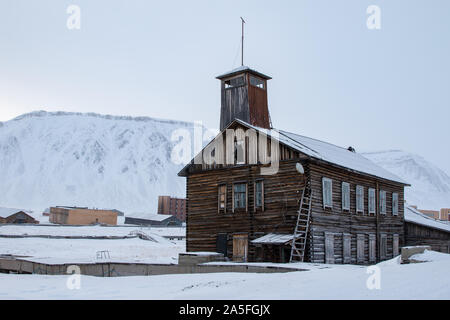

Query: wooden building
0 207 38 224
158 196 187 222
404 206 450 253
178 66 411 264
49 206 118 225
125 213 182 227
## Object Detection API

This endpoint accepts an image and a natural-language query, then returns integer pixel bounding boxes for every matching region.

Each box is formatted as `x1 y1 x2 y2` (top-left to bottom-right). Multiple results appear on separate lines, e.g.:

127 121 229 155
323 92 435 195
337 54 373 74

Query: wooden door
233 234 248 262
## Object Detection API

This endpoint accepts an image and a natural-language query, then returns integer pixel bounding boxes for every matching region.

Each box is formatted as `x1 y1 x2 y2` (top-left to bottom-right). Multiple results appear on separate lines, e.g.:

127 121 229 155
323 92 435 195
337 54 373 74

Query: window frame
356 185 364 214
342 182 350 211
392 192 399 216
379 190 387 215
368 188 376 215
232 182 248 212
322 177 333 209
218 184 227 213
254 179 264 212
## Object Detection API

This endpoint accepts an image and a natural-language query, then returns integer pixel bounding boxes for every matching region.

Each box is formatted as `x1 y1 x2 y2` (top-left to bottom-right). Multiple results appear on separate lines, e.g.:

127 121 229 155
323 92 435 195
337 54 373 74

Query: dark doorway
216 233 228 257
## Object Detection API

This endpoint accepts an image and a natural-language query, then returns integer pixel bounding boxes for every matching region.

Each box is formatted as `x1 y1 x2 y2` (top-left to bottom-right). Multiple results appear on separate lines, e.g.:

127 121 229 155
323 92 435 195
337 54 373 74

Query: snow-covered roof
0 207 27 218
126 213 174 221
216 66 272 80
405 205 450 233
252 233 294 245
236 119 408 185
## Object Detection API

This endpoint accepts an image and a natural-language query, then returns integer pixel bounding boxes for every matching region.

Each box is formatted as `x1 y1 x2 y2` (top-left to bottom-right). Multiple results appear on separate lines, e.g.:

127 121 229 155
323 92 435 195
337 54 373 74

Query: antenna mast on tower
240 17 245 66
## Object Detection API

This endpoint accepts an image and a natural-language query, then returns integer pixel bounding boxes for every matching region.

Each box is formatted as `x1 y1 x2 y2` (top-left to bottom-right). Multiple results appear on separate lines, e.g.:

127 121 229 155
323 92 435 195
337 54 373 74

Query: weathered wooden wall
186 159 305 261
405 222 450 253
307 162 405 264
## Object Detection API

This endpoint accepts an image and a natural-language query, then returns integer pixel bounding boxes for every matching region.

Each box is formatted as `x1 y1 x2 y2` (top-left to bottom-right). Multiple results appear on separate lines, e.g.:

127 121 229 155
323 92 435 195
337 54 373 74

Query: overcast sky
1 0 449 173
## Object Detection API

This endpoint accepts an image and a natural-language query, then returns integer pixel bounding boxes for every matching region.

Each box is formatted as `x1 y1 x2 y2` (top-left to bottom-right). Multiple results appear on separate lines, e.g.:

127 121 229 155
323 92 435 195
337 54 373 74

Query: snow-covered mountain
363 150 450 210
0 111 205 214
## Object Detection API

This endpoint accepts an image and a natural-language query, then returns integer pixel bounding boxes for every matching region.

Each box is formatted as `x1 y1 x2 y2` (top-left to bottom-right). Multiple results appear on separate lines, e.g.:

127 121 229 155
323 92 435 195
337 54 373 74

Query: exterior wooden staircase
290 187 312 263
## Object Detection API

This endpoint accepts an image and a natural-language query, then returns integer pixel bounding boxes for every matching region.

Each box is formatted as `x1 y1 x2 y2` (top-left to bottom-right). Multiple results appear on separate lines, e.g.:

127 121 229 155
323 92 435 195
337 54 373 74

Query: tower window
249 76 265 89
224 76 245 89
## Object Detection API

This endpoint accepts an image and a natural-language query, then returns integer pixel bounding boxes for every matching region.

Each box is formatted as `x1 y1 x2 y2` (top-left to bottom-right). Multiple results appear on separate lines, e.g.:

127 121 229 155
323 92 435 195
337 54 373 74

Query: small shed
124 213 182 227
0 207 38 224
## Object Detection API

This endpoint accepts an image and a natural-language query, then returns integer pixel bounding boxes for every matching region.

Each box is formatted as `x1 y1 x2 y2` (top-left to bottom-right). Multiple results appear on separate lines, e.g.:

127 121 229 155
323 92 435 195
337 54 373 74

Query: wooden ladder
290 187 312 263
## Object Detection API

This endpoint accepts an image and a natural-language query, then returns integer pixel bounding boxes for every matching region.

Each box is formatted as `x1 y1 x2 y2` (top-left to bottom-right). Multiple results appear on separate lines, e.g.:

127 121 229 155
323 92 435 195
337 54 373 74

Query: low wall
0 256 304 277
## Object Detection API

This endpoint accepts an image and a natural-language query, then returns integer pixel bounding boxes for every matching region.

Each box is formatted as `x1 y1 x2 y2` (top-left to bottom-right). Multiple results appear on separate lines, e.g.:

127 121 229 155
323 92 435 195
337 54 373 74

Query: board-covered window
249 75 265 90
218 184 227 212
392 193 399 216
379 190 387 214
368 188 376 214
380 234 387 260
233 183 247 211
322 178 333 209
356 185 364 213
342 182 350 211
254 180 264 211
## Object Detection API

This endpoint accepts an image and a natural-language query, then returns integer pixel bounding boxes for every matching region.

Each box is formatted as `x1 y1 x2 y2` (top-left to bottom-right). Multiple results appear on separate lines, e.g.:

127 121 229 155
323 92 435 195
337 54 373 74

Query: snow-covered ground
0 250 448 300
0 237 184 265
0 224 186 238
0 225 186 264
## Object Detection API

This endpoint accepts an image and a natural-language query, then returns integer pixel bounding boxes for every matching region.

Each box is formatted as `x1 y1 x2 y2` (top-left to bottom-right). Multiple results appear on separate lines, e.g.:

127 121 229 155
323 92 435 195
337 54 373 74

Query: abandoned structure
125 213 182 227
158 196 187 222
404 206 450 253
0 207 38 224
49 206 118 225
179 66 413 264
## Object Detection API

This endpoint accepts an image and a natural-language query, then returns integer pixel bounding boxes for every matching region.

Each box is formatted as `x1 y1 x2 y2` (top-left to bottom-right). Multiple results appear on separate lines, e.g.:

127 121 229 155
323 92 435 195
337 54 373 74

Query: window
234 139 245 165
393 234 399 256
254 180 264 210
369 234 376 263
224 76 245 89
356 185 364 213
379 190 387 214
380 234 387 260
218 184 227 212
249 76 265 89
368 188 376 214
357 234 365 264
233 183 247 211
392 193 399 216
342 182 350 211
325 233 335 264
343 234 351 264
322 178 333 209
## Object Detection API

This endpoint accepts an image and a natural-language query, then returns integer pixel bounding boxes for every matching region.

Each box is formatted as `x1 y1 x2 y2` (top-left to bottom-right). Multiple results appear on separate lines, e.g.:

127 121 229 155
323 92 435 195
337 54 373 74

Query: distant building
417 209 440 220
0 208 38 224
440 208 450 221
49 206 118 225
42 208 50 216
125 213 182 227
411 205 450 221
158 196 186 222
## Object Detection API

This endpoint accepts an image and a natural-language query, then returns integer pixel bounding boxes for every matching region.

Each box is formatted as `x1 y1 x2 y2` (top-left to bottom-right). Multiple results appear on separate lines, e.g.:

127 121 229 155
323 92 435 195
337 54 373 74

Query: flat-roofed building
158 196 186 222
49 206 118 225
